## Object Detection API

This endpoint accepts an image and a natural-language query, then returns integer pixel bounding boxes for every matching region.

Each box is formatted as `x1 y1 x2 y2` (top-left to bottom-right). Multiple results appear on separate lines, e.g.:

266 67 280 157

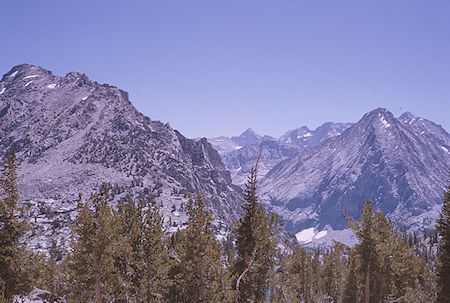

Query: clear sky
1 1 449 138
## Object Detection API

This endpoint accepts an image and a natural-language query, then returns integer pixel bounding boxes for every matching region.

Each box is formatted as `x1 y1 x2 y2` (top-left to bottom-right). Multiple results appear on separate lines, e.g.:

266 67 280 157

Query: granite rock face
259 108 450 234
0 64 243 253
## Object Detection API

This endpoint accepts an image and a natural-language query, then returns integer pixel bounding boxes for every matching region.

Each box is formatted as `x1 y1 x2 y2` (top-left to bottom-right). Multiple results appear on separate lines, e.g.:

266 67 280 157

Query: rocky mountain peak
0 64 244 253
398 112 449 146
279 122 352 149
1 64 53 85
262 135 276 142
64 71 90 83
279 126 312 145
360 107 396 126
398 112 416 124
344 108 402 145
243 127 258 135
260 108 450 234
231 128 262 146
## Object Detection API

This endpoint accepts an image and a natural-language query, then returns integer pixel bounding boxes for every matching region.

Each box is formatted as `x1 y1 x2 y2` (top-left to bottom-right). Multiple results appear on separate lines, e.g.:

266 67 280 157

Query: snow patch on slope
296 227 315 243
301 228 358 248
380 114 390 128
295 228 328 244
23 75 40 80
314 230 327 239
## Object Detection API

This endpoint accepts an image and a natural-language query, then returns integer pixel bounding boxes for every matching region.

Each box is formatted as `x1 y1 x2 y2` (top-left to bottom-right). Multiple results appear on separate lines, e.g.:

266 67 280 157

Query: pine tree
347 200 428 302
233 167 281 302
271 246 313 303
322 241 348 302
351 200 378 303
116 198 170 302
66 184 119 303
0 149 40 301
436 180 450 303
141 200 170 302
40 251 65 302
342 251 359 303
310 249 323 301
168 195 228 303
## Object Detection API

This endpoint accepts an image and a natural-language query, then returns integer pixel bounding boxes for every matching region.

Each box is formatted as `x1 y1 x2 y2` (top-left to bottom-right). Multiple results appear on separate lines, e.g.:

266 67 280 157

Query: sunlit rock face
260 108 450 234
0 64 243 254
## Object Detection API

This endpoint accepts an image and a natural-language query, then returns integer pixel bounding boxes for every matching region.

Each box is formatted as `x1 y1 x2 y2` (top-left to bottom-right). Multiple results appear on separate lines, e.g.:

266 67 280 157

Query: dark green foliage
65 184 119 303
270 246 314 302
437 181 450 303
39 252 66 302
1 162 442 302
116 198 170 302
0 150 42 301
342 252 358 303
64 186 172 302
322 241 348 302
347 200 435 303
167 195 229 303
233 167 281 302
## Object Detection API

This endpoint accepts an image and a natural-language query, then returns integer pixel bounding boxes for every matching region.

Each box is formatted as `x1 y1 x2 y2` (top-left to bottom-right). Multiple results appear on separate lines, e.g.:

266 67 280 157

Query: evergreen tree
140 200 170 302
322 241 348 302
436 180 450 303
66 184 119 303
349 200 378 303
168 195 228 303
271 246 313 303
0 149 40 301
116 198 169 302
310 249 323 302
342 251 359 303
40 251 65 302
233 167 281 302
347 200 429 303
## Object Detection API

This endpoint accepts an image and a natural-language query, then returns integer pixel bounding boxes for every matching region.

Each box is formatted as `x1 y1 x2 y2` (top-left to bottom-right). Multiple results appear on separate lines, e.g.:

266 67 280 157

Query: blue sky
1 1 449 138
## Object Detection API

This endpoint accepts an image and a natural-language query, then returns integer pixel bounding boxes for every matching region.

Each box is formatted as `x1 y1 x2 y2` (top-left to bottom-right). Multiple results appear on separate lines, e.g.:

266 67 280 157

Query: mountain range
209 109 449 246
208 123 352 185
259 108 449 242
1 63 448 251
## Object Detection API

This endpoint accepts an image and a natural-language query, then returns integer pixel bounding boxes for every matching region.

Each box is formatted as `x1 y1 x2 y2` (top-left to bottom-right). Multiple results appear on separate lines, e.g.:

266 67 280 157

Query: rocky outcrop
0 64 243 253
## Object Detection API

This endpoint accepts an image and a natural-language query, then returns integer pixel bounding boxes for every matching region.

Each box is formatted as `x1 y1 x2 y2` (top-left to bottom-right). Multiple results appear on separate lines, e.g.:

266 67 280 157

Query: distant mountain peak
231 128 262 146
355 108 399 133
398 112 417 125
278 122 351 148
260 108 450 234
2 64 52 82
298 125 311 131
399 111 415 119
362 107 394 120
65 71 90 82
8 63 44 73
242 128 259 136
262 135 276 142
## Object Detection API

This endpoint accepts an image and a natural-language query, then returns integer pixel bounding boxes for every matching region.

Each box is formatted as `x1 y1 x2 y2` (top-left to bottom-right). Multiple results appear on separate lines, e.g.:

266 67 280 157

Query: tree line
1 150 449 302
